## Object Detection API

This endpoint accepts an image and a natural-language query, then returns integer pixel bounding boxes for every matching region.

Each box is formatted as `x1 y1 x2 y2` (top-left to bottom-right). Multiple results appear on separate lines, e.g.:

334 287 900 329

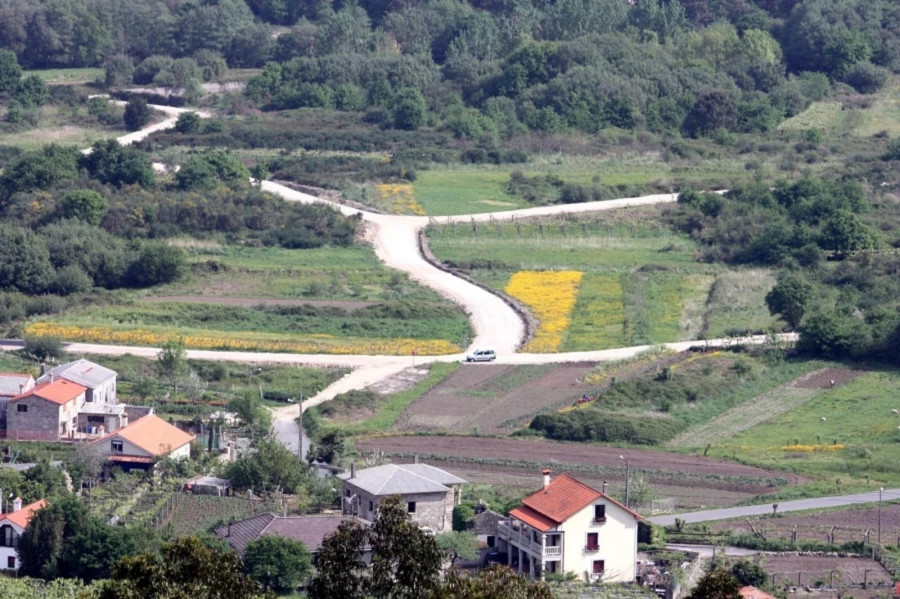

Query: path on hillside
649 488 900 526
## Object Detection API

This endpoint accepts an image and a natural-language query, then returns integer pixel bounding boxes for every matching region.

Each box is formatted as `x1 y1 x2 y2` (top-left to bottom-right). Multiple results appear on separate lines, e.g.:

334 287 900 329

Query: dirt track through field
666 368 863 449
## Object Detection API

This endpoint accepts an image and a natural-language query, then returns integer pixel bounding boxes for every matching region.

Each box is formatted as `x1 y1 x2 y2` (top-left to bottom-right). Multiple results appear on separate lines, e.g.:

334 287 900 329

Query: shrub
50 265 93 295
126 244 187 287
23 335 63 360
452 504 474 532
843 62 889 94
124 97 152 131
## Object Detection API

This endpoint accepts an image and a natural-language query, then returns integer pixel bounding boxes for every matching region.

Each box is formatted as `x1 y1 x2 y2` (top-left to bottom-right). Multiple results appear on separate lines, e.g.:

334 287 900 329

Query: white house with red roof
497 471 640 582
0 497 46 571
89 414 194 470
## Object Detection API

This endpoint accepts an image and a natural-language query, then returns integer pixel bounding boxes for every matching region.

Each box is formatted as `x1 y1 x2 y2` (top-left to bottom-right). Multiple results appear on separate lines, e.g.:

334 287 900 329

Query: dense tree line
670 179 899 363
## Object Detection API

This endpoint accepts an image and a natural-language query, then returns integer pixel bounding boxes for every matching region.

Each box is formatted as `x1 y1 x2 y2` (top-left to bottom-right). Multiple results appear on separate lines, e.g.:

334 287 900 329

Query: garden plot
710 502 900 546
761 555 891 588
394 362 597 435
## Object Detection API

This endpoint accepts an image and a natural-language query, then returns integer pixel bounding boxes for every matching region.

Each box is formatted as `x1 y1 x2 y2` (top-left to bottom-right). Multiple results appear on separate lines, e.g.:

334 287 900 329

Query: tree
250 160 269 184
98 536 270 599
434 566 554 599
60 190 107 225
309 495 442 599
123 97 152 131
79 139 155 188
176 150 250 190
127 243 187 287
156 336 189 394
0 48 22 92
308 520 370 599
0 226 55 294
393 88 427 130
104 54 134 87
244 536 313 592
436 531 479 569
229 390 271 433
688 569 742 599
819 210 877 256
13 75 49 107
226 436 304 494
451 504 473 532
175 111 202 133
765 273 812 330
685 89 738 137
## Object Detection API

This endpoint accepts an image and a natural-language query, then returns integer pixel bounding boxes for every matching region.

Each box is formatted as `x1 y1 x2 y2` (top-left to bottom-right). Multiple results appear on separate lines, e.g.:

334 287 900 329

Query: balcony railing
498 522 562 557
585 545 599 552
593 516 607 524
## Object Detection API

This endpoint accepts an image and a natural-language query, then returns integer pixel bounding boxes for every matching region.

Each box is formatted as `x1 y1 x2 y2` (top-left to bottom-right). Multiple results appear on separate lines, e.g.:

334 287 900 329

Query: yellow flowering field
25 322 459 356
561 273 625 350
376 183 426 216
781 443 845 453
505 270 583 352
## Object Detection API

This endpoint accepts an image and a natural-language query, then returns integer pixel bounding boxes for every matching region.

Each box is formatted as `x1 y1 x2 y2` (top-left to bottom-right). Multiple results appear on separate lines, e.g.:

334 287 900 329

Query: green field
852 79 900 136
427 210 775 351
0 103 124 149
715 370 900 485
22 67 104 84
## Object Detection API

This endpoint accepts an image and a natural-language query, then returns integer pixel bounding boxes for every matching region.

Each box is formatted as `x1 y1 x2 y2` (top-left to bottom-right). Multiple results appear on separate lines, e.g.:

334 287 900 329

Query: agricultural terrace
29 244 472 355
426 206 778 351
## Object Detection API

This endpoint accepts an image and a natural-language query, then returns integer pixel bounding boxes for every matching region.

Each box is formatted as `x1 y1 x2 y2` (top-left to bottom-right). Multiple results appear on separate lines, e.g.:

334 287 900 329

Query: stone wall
6 397 67 441
344 484 456 532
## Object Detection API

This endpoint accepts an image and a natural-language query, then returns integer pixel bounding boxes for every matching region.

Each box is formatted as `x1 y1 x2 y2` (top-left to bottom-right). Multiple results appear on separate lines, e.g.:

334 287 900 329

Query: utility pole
625 459 630 508
878 487 883 544
297 392 303 462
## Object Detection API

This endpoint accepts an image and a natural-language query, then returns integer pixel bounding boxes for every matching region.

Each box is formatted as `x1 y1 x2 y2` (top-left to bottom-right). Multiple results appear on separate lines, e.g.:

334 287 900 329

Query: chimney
350 462 356 479
227 522 231 537
542 469 551 491
603 481 608 495
12 497 22 512
40 363 46 376
19 384 24 394
414 454 419 464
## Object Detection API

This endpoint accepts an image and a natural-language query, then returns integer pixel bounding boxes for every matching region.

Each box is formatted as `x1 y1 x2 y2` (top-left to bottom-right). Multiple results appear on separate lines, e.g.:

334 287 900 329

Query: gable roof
90 414 194 456
10 379 86 405
338 463 466 496
513 474 641 531
215 514 363 556
0 499 47 529
0 373 34 397
41 359 116 388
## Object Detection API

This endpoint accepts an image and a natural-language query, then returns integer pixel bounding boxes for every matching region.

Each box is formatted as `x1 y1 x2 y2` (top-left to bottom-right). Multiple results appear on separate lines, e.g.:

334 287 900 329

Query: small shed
183 475 232 497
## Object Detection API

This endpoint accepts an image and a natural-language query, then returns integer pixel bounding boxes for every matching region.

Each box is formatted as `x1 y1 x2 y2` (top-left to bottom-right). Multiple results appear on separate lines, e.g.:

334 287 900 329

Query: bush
530 411 683 445
126 244 187 287
124 98 152 131
843 62 889 94
175 112 202 134
50 265 93 295
452 504 474 532
23 335 63 360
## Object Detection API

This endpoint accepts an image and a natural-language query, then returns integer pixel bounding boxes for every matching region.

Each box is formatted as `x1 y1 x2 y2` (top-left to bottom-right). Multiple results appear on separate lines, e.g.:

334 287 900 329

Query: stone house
39 359 126 433
89 414 194 471
497 471 640 582
6 379 87 441
339 463 465 533
0 373 34 431
0 497 47 571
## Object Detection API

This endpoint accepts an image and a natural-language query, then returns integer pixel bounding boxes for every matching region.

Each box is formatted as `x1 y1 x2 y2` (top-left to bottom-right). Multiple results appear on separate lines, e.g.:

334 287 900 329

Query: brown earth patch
355 436 803 492
394 362 598 435
793 367 866 389
712 502 900 546
141 295 378 310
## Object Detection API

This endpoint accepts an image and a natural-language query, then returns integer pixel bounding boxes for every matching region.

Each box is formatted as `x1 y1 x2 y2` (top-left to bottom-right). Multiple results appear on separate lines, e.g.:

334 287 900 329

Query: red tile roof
517 473 641 527
90 414 194 457
11 379 86 405
0 499 47 529
509 505 558 532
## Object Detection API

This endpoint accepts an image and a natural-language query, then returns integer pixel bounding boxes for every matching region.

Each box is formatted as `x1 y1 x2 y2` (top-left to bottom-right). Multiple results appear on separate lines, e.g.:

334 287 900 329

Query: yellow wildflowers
505 270 583 353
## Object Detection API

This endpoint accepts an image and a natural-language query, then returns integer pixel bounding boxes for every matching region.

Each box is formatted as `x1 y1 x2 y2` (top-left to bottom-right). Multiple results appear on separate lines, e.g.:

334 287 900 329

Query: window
16 404 27 413
346 489 351 497
586 532 599 551
111 440 123 453
486 535 495 548
592 560 605 575
6 556 14 569
594 504 606 522
407 501 416 514
369 500 374 512
1 525 14 548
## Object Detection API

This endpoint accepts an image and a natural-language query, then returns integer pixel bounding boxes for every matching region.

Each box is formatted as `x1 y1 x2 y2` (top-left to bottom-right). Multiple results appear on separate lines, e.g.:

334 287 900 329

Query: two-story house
6 378 87 441
497 471 640 582
89 414 194 471
39 359 126 433
339 462 465 533
0 373 34 431
0 497 46 571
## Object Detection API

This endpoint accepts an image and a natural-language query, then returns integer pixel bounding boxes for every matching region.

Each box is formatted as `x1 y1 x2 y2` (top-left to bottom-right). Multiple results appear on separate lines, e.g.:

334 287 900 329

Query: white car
465 349 496 362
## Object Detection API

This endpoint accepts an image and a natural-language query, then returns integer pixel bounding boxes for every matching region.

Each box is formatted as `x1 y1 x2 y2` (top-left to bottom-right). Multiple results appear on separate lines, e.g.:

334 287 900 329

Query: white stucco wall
0 522 26 570
86 378 117 405
96 435 190 460
560 500 636 582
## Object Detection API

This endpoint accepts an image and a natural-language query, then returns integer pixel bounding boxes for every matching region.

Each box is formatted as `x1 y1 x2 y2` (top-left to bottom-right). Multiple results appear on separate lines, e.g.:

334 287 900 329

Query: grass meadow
713 370 900 486
426 208 776 351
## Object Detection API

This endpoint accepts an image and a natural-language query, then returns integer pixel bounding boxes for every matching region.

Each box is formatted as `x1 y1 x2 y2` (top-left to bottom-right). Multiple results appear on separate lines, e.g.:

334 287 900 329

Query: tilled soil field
394 362 597 434
355 436 802 493
794 367 866 389
711 502 900 545
762 555 891 587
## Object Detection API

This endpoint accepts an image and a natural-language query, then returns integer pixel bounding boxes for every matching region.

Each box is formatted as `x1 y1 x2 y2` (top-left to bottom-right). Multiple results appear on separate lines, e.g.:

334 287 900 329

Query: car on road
465 349 496 362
